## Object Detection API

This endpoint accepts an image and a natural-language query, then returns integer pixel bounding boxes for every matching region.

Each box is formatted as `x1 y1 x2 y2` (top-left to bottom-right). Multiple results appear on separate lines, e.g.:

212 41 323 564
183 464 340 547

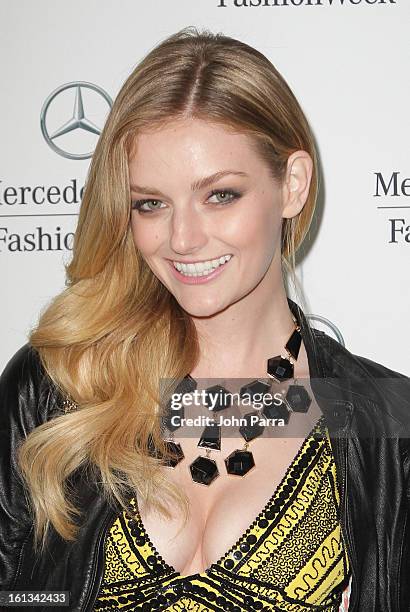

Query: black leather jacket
1 300 410 611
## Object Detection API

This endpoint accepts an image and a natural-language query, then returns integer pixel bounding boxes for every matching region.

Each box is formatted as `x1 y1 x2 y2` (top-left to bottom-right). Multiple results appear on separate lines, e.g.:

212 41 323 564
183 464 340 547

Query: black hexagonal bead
204 385 232 412
190 456 219 485
162 441 185 468
285 384 312 413
239 379 271 404
262 401 291 424
177 374 198 394
161 375 197 432
267 356 294 382
225 450 255 476
238 412 265 442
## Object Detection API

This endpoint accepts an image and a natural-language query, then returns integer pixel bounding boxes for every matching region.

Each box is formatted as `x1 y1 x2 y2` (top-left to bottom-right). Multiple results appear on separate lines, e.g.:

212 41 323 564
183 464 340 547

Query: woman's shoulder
327 331 407 375
1 342 43 381
313 328 409 381
0 343 60 431
314 329 410 434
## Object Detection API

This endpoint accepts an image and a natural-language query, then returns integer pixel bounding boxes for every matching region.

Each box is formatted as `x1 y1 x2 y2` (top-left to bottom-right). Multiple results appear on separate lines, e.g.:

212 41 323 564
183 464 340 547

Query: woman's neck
189 291 309 380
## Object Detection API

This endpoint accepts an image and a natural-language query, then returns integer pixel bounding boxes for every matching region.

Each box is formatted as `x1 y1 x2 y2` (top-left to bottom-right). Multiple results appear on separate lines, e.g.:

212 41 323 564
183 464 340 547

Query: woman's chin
176 298 231 319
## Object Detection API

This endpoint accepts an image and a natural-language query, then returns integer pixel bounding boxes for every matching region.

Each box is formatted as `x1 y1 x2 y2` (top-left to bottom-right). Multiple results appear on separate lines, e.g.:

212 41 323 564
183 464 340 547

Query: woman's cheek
131 220 160 255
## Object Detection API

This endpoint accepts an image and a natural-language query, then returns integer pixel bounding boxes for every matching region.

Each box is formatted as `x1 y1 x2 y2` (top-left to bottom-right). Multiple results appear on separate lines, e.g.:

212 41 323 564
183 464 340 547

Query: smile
172 254 232 277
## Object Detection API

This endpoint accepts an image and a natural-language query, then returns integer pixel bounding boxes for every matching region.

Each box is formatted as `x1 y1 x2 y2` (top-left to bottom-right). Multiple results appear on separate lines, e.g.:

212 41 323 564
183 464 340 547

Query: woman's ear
281 150 313 219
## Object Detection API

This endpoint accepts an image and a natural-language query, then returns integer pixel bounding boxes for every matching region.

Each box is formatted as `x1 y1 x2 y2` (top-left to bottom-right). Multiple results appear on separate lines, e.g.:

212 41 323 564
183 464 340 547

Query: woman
1 26 410 612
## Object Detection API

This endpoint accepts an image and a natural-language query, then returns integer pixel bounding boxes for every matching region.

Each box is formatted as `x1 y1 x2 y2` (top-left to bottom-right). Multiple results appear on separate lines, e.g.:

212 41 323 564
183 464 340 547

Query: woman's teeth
173 254 232 277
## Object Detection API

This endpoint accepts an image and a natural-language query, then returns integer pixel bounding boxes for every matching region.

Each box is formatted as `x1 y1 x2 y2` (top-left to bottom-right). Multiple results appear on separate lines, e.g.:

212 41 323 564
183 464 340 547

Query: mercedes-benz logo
306 314 345 346
40 81 113 160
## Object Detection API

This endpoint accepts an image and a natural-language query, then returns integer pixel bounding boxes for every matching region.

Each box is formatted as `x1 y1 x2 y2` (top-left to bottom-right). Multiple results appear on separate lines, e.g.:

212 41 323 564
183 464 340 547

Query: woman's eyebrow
130 170 249 196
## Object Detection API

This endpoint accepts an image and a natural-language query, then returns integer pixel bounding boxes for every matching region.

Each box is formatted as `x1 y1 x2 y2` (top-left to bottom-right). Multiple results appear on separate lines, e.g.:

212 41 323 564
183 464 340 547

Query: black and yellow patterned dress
94 416 350 611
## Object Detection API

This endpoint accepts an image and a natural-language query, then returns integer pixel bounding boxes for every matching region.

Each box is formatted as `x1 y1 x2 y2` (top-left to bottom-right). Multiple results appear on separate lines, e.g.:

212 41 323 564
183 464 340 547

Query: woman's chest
138 433 317 575
95 417 350 611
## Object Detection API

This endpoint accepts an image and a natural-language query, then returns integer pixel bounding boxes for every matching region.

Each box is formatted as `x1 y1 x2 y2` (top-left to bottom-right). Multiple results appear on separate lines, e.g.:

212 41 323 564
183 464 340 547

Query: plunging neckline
133 414 327 581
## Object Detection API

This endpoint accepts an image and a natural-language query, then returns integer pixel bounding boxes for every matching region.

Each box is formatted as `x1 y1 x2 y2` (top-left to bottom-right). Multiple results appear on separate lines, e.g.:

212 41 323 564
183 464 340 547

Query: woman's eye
131 199 165 213
207 189 241 205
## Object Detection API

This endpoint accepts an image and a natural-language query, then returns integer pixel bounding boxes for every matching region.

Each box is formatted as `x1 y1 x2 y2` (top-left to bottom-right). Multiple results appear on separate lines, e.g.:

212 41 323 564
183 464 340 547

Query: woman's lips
167 258 232 285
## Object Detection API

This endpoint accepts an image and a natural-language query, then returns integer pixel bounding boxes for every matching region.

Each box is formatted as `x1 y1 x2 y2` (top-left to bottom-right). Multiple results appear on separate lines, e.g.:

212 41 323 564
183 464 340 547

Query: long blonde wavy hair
18 26 319 553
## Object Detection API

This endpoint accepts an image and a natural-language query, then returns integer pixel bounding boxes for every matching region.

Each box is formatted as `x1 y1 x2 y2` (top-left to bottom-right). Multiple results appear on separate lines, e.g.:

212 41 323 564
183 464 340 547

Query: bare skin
129 116 315 576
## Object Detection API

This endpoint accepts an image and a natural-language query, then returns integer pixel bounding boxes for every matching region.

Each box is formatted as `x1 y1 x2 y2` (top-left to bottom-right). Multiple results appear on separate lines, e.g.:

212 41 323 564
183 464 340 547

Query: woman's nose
169 206 208 256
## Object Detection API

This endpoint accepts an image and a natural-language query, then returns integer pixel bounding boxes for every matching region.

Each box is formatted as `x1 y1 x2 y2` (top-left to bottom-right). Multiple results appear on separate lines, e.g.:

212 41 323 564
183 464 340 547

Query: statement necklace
161 318 312 486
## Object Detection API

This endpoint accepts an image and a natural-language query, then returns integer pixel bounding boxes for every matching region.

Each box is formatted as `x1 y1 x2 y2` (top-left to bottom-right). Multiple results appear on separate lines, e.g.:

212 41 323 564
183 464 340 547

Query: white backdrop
1 0 409 374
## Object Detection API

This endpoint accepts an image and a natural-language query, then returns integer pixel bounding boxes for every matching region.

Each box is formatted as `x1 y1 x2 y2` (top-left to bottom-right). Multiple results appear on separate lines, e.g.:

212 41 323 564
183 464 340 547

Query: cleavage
136 434 309 575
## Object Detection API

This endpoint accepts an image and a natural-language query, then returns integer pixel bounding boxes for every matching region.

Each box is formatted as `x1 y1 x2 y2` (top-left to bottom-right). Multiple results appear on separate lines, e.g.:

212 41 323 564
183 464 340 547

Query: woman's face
129 117 288 318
